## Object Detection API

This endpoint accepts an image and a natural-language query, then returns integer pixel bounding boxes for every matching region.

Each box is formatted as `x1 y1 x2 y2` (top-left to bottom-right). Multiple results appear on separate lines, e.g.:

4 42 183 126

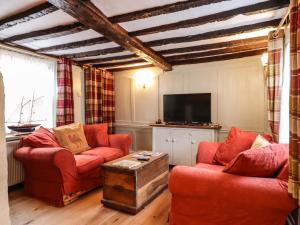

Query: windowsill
6 132 31 142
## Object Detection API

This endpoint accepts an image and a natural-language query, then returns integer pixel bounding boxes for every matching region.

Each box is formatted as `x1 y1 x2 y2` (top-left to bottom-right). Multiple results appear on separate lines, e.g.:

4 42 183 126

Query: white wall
114 56 268 149
72 65 85 123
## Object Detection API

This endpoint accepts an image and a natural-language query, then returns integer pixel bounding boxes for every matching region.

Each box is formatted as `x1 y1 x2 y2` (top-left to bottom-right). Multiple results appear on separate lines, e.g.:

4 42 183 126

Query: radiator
7 140 24 186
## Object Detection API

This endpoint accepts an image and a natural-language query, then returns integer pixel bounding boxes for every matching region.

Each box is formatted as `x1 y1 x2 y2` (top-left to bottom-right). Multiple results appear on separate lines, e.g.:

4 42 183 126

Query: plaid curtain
56 58 74 126
84 67 115 133
288 0 300 202
267 30 284 142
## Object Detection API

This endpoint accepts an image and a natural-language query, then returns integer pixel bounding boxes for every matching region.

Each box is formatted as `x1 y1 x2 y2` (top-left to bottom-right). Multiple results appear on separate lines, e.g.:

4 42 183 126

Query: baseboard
8 182 24 192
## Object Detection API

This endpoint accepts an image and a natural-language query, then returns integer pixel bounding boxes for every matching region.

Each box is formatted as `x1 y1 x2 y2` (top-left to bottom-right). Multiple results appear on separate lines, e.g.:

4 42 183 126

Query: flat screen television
163 93 211 124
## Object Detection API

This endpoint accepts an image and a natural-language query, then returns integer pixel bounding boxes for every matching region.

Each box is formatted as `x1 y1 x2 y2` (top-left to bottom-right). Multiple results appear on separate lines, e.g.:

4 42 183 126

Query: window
0 49 56 133
279 28 290 144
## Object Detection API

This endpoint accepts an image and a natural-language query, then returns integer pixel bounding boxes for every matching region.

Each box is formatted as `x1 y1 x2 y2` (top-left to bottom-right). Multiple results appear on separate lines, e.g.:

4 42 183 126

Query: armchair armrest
108 134 132 156
14 147 76 182
169 166 296 211
197 141 221 164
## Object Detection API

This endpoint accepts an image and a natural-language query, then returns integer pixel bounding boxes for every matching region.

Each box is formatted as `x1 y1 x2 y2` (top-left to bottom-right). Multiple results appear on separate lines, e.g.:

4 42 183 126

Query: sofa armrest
169 166 296 211
197 141 221 164
14 147 77 182
108 134 132 156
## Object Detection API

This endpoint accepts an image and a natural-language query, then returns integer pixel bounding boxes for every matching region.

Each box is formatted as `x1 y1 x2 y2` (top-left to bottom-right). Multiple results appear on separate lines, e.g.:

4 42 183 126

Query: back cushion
214 127 273 165
22 127 60 148
53 122 91 154
83 123 109 148
223 144 288 177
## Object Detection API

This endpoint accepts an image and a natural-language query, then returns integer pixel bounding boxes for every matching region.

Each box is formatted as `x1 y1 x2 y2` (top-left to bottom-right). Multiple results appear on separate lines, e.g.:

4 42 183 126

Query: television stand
150 123 221 166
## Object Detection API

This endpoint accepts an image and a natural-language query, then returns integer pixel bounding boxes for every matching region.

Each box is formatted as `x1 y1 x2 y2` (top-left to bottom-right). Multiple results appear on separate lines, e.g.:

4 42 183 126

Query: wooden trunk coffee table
101 152 169 214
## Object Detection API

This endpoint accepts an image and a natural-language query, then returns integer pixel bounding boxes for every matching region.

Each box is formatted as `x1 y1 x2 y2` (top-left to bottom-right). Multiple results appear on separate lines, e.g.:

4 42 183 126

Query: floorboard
9 188 171 225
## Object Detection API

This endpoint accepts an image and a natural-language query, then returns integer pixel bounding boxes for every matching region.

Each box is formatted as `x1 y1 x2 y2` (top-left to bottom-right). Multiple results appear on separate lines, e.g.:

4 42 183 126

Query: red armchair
169 141 297 225
15 131 131 207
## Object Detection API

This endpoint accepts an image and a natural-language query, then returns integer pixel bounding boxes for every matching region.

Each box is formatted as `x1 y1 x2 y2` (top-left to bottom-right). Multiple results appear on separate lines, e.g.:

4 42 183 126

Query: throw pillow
83 123 109 148
22 127 60 148
223 144 288 177
53 122 91 154
250 134 270 149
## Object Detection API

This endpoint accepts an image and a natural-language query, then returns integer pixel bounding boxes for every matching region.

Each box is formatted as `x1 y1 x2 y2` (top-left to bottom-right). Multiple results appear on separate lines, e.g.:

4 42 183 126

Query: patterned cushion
53 122 90 154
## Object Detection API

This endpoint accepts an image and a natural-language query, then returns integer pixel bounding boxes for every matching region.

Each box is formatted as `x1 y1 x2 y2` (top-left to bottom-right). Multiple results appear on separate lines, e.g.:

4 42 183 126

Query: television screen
163 93 211 124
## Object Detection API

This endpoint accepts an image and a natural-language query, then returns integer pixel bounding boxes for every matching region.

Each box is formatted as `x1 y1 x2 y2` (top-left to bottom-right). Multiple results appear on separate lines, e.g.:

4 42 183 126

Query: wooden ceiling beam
0 2 58 31
93 46 266 68
109 0 228 23
48 0 172 71
171 49 266 65
63 19 278 59
77 36 267 64
130 0 289 37
105 49 266 71
3 22 87 43
36 1 284 53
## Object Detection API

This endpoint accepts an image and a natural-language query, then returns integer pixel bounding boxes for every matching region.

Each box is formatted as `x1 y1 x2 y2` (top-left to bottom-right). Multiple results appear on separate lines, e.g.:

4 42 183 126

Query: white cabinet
152 126 218 166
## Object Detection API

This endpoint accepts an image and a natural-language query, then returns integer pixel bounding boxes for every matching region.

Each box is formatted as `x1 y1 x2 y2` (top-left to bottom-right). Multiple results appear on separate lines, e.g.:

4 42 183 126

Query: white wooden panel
72 65 84 123
171 129 192 166
115 75 132 123
217 61 265 131
152 128 172 163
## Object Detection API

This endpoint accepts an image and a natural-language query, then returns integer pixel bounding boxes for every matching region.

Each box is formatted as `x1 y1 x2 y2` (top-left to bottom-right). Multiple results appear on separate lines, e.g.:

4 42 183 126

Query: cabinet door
152 128 172 163
190 130 214 166
172 130 192 166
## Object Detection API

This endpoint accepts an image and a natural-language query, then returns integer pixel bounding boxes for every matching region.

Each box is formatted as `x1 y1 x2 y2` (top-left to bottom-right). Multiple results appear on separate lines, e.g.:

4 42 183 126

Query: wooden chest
101 153 169 214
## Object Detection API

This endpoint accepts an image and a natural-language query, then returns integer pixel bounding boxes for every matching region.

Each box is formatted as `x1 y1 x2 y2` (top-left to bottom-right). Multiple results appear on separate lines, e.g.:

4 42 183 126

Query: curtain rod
273 4 291 37
0 42 58 61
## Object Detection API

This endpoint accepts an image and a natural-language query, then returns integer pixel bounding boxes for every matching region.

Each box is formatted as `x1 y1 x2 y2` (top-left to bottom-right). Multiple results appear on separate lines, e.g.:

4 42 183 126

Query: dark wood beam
77 36 267 64
109 0 228 23
63 19 278 59
130 0 289 37
0 2 58 31
108 65 155 72
145 19 279 47
48 0 172 71
104 49 266 71
171 49 266 65
93 46 266 68
37 1 283 53
3 22 87 43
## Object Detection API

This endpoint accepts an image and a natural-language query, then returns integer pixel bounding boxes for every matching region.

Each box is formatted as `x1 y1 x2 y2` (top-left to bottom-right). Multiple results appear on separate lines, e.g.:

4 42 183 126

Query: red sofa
14 126 131 207
169 141 297 225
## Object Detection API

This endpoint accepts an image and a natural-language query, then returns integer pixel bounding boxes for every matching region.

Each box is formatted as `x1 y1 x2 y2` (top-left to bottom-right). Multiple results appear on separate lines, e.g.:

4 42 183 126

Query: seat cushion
214 127 273 165
83 123 109 148
223 144 288 177
81 147 123 162
74 155 104 174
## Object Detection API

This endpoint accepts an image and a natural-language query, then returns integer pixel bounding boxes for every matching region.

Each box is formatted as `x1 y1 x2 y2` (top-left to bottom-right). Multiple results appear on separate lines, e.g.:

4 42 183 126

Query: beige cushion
250 134 270 149
53 122 91 154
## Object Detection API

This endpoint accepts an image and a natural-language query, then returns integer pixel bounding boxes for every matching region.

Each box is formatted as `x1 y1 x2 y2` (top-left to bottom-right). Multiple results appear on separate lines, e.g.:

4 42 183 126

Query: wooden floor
9 188 171 225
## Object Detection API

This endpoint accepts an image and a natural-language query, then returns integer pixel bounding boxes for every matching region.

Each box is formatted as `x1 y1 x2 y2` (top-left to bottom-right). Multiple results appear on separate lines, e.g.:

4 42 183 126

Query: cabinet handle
191 140 196 144
172 138 176 142
165 139 169 142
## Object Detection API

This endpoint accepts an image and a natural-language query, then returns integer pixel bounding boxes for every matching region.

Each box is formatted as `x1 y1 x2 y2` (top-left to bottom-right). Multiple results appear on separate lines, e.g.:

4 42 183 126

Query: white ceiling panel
22 29 102 49
120 0 267 32
0 0 46 20
138 9 285 42
91 0 186 17
0 10 77 38
75 51 133 61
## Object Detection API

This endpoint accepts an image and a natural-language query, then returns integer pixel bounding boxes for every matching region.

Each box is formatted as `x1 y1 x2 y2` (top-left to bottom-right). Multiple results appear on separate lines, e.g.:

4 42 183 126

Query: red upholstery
74 155 104 174
22 127 60 148
169 141 297 225
213 127 273 165
81 147 123 162
14 126 131 207
83 123 109 147
223 144 288 177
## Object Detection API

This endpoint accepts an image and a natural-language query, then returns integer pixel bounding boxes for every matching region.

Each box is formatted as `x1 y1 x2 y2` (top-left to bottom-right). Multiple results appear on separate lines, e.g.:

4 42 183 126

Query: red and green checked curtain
288 0 300 202
267 30 284 142
84 67 115 133
56 58 74 126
